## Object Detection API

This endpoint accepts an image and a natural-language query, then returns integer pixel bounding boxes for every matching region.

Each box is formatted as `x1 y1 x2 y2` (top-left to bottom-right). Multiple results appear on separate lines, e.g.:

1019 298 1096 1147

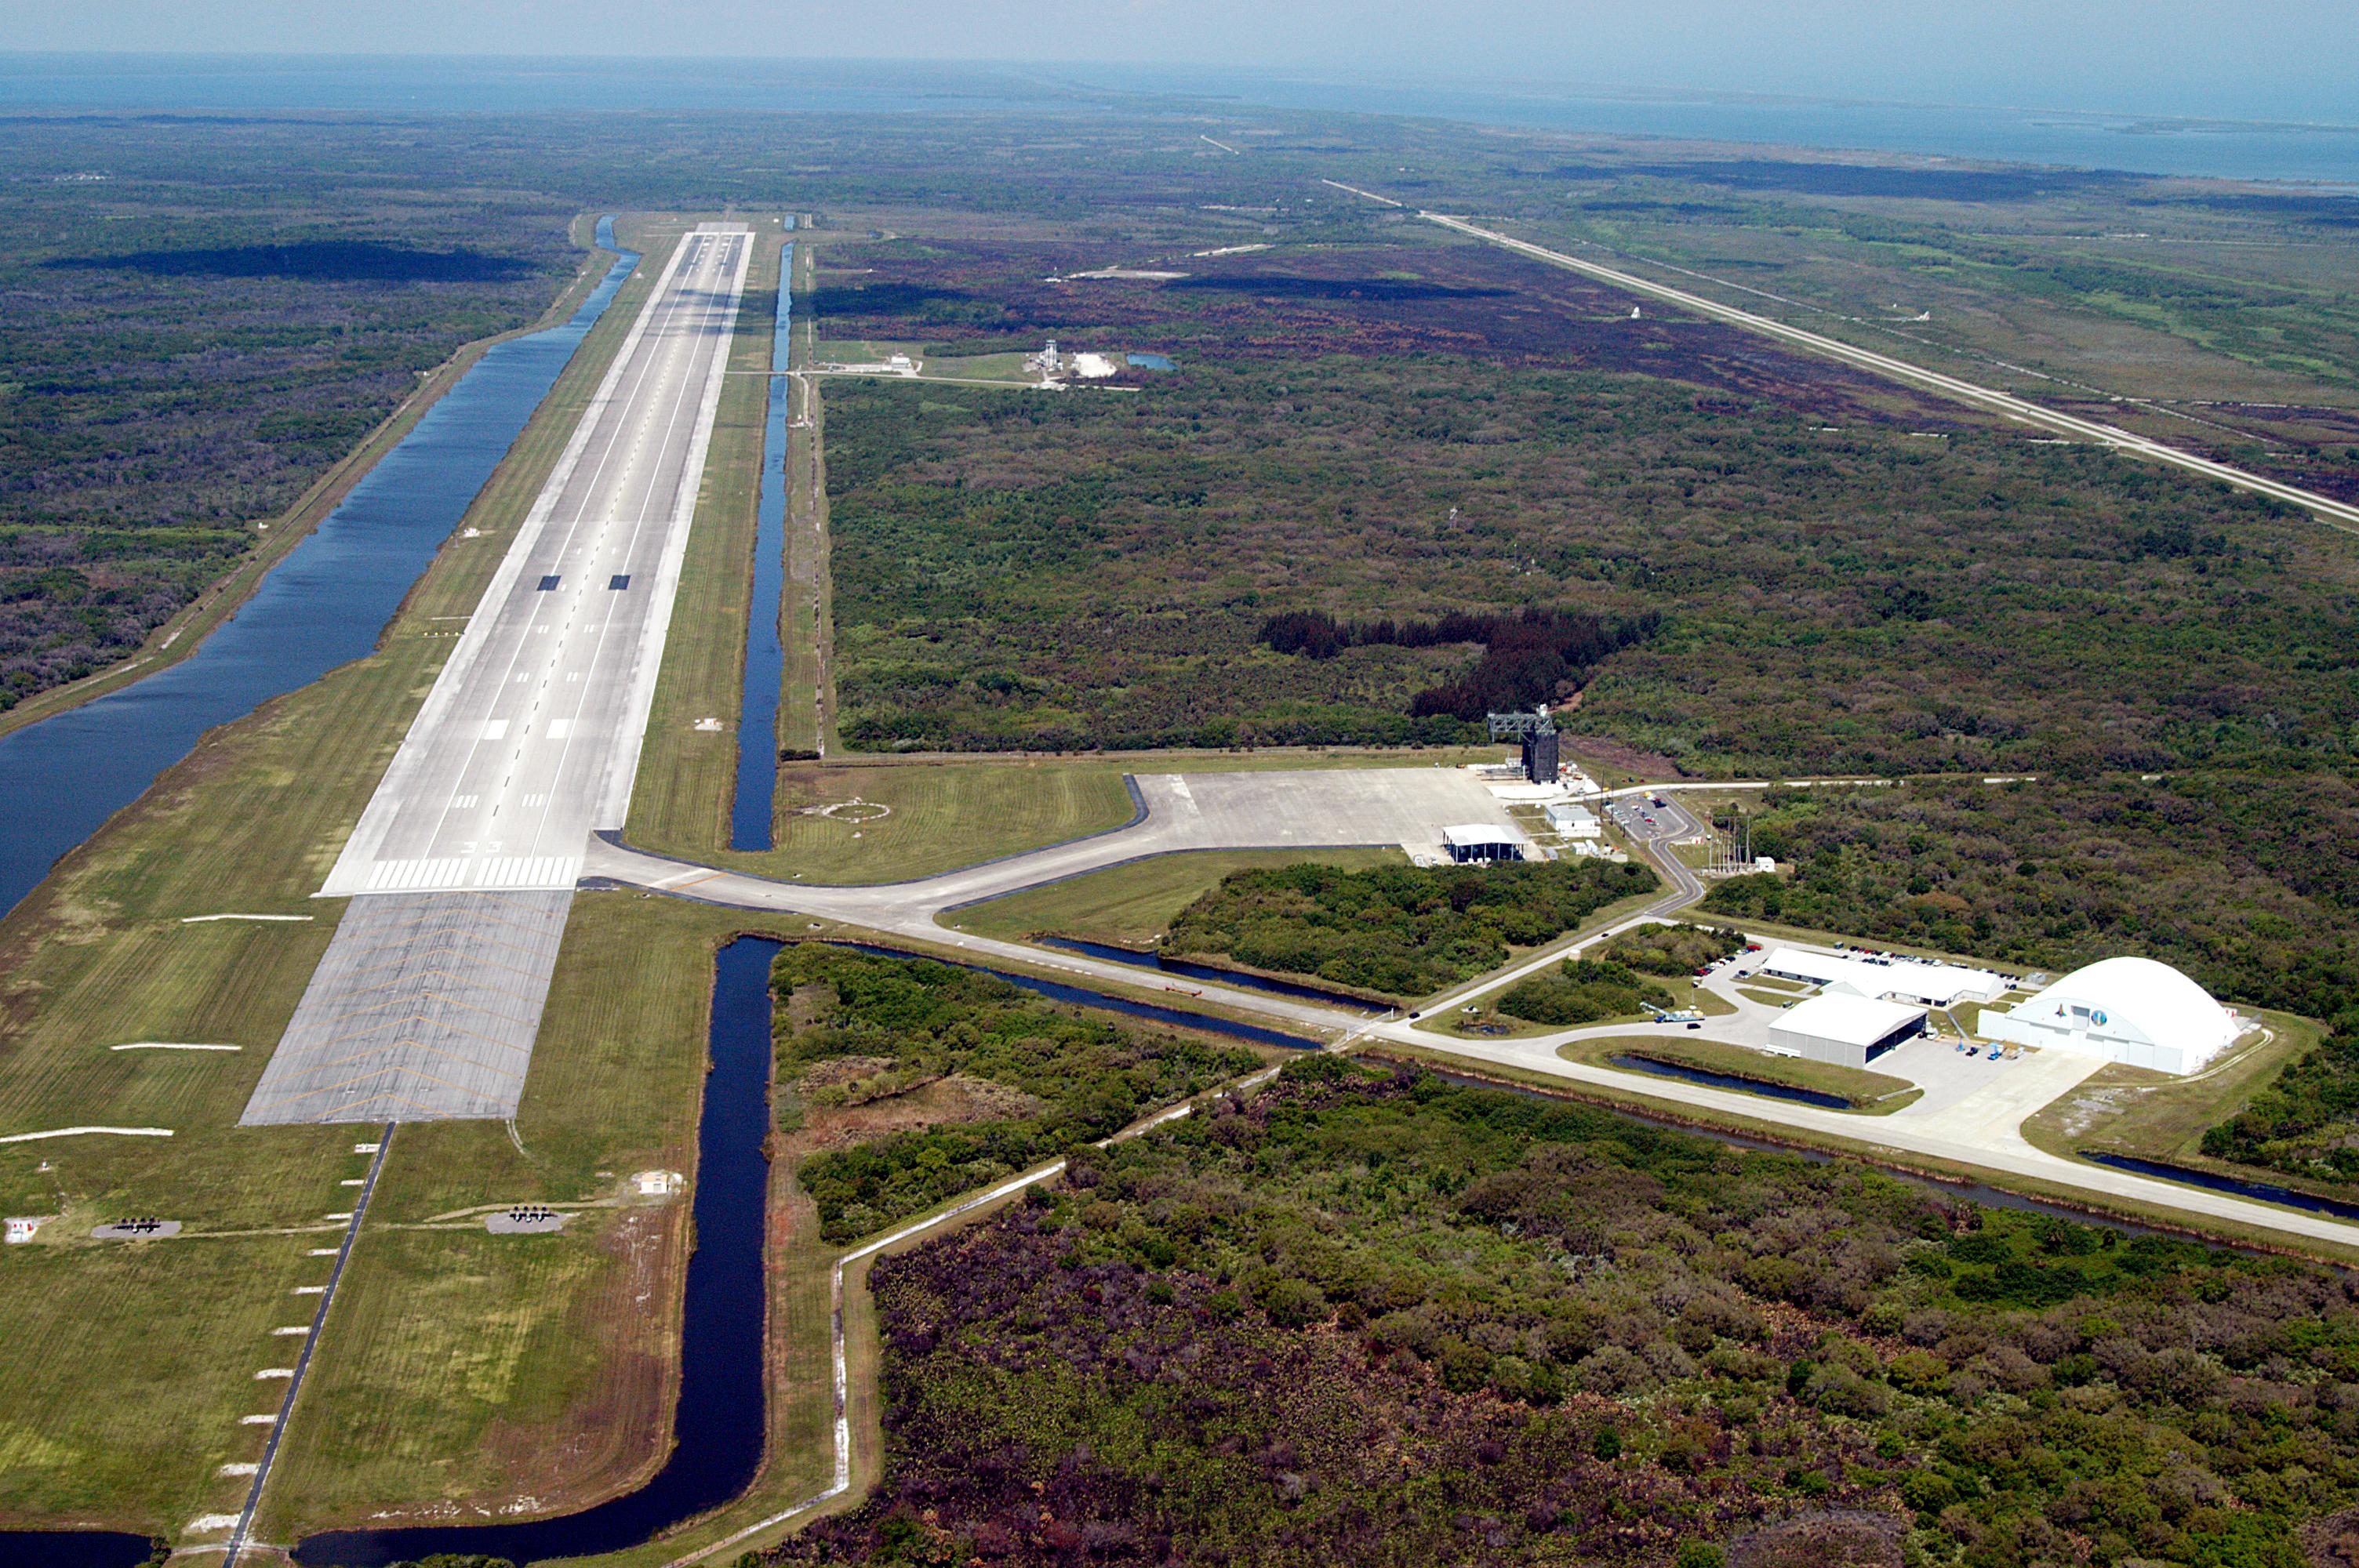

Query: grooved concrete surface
248 226 751 1124
240 892 571 1124
323 226 750 897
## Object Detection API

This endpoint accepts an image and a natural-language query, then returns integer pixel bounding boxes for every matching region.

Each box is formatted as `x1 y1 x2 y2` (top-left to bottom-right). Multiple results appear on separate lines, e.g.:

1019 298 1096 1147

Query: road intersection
581 800 2359 1254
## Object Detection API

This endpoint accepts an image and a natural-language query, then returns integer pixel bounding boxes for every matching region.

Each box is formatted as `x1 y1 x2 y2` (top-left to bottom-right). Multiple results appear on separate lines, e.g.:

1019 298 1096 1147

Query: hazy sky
5 1 2353 123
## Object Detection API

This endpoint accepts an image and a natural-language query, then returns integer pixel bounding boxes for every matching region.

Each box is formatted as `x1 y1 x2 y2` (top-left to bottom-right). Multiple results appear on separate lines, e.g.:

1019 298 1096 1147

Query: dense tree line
1498 955 1676 1026
774 946 1257 1242
1599 923 1750 975
1694 774 2359 1187
1495 926 1747 1025
770 1058 2359 1568
2203 1029 2359 1183
1164 858 1658 999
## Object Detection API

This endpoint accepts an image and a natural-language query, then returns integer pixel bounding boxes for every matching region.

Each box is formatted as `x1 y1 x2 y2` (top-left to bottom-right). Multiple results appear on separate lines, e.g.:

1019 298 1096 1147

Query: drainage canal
2080 1151 2359 1224
1038 935 1386 1015
0 1532 158 1568
832 940 1324 1051
0 220 639 922
286 937 1310 1564
292 935 780 1566
730 240 794 850
1605 1051 1851 1109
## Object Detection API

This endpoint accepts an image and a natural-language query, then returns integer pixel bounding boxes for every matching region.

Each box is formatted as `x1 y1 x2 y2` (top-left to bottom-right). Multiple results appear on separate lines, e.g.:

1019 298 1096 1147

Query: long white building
1758 947 2005 1009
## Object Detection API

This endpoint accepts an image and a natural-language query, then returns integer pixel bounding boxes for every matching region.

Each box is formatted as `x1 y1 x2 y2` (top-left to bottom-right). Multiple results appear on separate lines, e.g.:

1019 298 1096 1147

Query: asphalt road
583 789 2359 1253
324 227 751 896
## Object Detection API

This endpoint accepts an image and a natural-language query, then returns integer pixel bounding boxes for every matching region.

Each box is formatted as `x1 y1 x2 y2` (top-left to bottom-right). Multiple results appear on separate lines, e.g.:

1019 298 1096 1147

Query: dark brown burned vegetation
813 234 1965 421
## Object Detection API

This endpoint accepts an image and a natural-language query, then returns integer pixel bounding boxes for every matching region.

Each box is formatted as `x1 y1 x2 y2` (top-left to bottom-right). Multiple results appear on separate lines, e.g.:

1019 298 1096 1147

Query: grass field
631 757 1142 885
255 895 837 1545
942 847 1405 946
783 242 831 759
2018 1009 2327 1184
0 216 700 1537
1558 1034 1924 1113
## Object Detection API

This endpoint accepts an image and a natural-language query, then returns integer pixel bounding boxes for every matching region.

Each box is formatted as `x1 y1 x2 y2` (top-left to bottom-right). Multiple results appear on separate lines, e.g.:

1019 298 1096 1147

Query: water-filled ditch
1605 1051 1852 1109
0 220 639 921
729 240 794 850
1038 935 1387 1014
288 937 1314 1564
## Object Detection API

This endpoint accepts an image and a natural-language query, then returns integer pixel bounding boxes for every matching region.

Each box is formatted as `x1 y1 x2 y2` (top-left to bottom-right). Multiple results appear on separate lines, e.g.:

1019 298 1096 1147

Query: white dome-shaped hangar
1981 956 2245 1075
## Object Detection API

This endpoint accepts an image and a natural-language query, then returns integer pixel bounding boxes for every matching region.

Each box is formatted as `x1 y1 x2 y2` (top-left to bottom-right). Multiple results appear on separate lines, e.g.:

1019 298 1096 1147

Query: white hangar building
1979 956 2243 1075
1767 993 1928 1069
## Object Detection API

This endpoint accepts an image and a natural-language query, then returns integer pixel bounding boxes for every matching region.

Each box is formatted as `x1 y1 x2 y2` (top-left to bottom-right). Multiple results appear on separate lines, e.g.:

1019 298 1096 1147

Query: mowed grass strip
1558 1033 1923 1112
625 222 784 861
0 1231 342 1532
2019 1007 2325 1176
630 755 1140 887
0 220 678 1535
945 847 1406 947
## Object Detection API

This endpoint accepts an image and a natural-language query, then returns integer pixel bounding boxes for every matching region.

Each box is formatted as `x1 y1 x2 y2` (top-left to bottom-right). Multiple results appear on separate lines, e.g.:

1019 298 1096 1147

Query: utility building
1441 825 1527 863
1545 802 1601 838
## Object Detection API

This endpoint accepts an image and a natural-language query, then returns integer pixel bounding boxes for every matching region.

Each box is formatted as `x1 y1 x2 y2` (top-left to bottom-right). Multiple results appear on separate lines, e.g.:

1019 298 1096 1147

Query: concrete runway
244 227 751 1126
324 226 750 896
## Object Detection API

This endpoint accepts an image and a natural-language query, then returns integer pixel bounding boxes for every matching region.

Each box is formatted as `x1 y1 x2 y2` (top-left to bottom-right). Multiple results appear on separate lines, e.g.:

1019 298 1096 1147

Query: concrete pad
1131 768 1515 856
91 1219 181 1239
1889 1044 2103 1141
238 889 571 1125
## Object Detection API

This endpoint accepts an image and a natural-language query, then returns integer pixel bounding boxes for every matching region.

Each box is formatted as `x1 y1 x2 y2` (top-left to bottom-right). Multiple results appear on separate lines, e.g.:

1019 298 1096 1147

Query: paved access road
582 793 2359 1254
324 227 752 897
